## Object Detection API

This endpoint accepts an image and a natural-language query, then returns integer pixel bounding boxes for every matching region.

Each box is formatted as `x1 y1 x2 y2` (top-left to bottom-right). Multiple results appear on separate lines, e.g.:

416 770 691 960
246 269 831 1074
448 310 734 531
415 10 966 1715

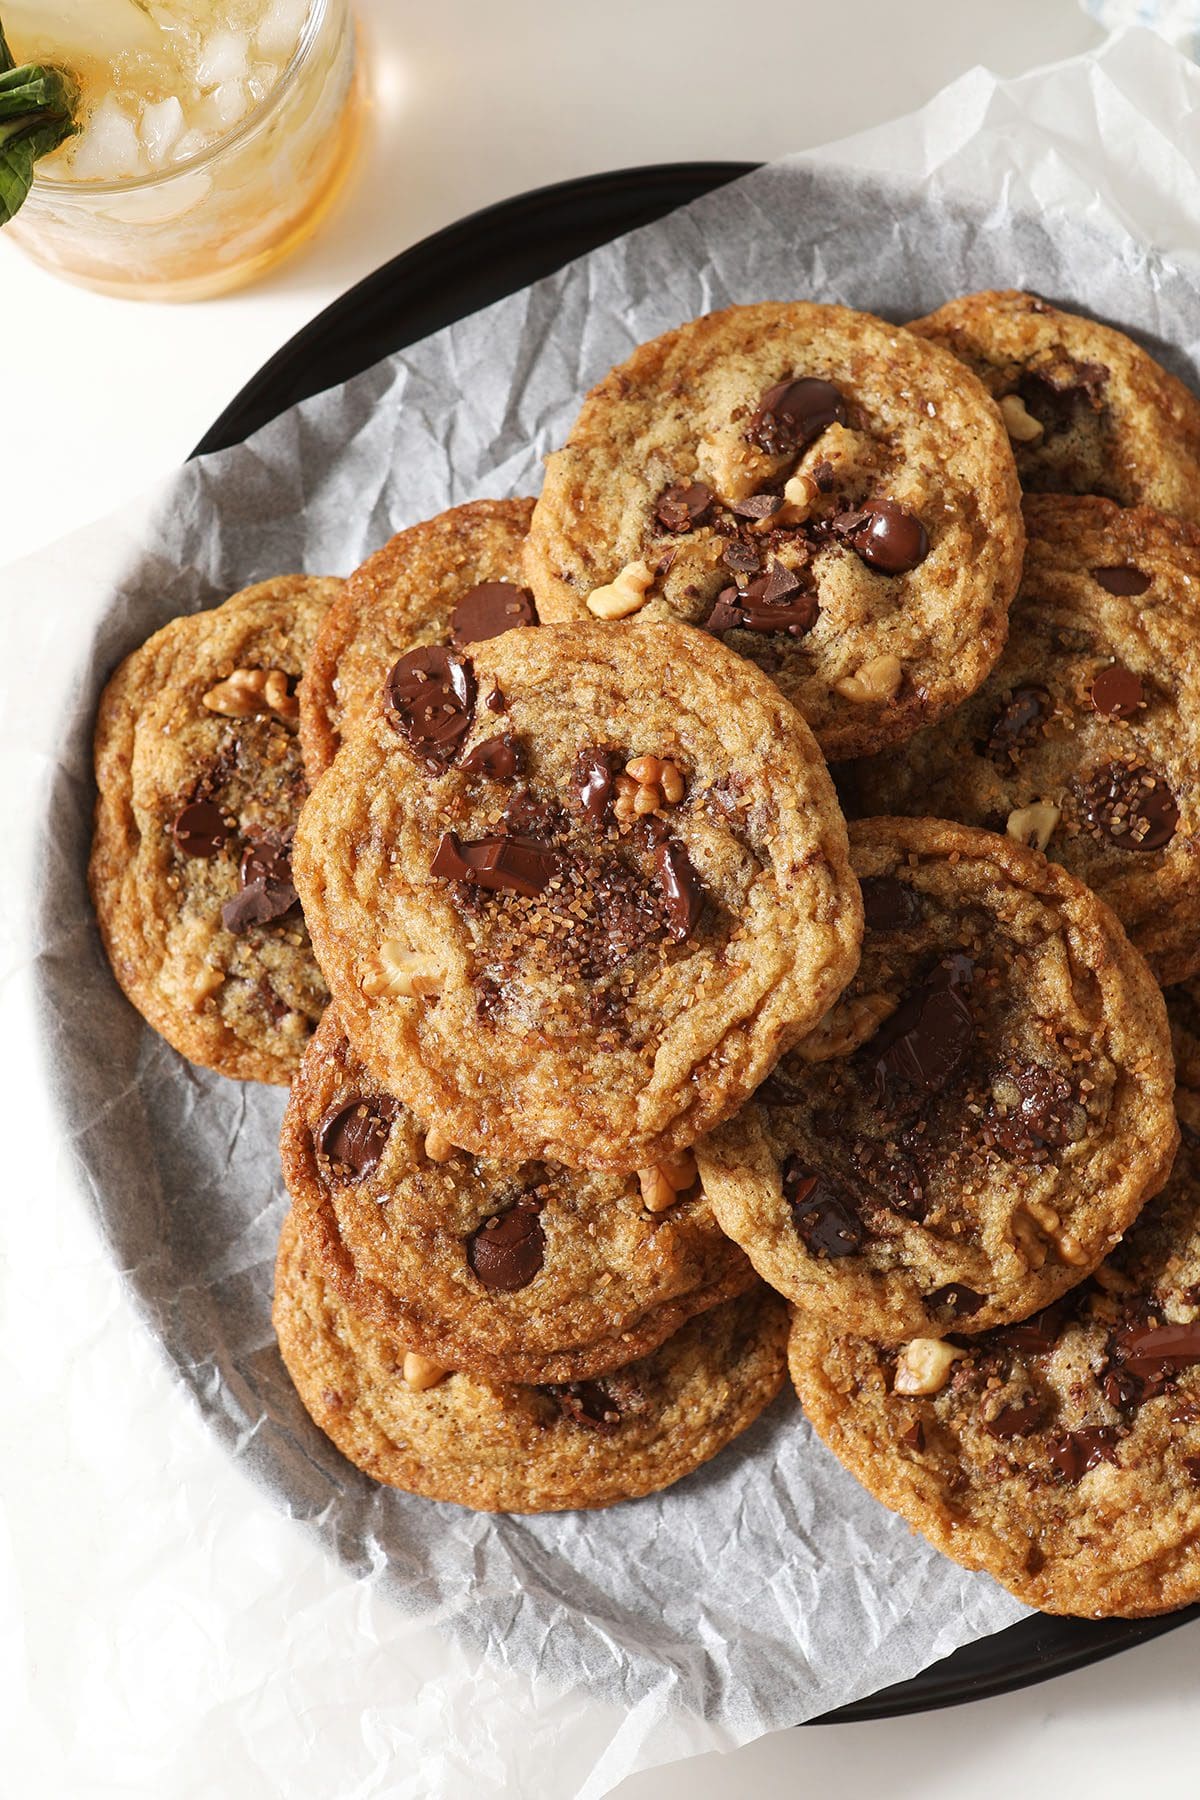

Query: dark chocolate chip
1091 565 1150 597
384 647 476 770
929 1283 986 1319
989 1297 1073 1355
721 540 764 574
1110 1320 1200 1378
1045 1426 1121 1482
316 1095 397 1182
221 826 299 933
782 1157 865 1259
449 582 538 646
837 500 929 574
707 564 819 638
1088 663 1144 719
576 747 615 829
544 1379 623 1433
1183 1455 1200 1485
1076 761 1178 851
986 1062 1077 1158
467 1206 544 1291
869 953 974 1101
459 733 522 778
484 686 507 714
860 875 920 932
172 800 228 858
654 838 704 941
655 482 714 533
900 1419 926 1452
984 685 1052 765
729 492 784 520
431 831 562 898
983 1396 1042 1440
747 376 846 458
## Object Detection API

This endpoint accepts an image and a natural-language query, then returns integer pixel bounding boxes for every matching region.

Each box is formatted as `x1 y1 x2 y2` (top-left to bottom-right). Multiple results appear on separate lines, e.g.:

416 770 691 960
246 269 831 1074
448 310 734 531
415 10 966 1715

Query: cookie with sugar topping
697 816 1177 1342
90 575 341 1084
909 289 1200 521
280 1007 755 1385
788 1004 1200 1617
524 301 1024 760
273 1209 788 1513
848 494 1200 985
300 497 537 780
293 618 862 1170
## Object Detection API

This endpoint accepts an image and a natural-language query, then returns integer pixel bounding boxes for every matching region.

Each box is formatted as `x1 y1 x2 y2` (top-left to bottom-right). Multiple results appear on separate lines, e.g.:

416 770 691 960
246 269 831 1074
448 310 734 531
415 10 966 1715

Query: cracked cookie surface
697 817 1177 1341
293 618 862 1170
280 1008 755 1384
849 495 1200 985
524 301 1023 759
789 1009 1200 1617
273 1210 788 1512
90 576 340 1084
300 498 536 780
909 289 1200 521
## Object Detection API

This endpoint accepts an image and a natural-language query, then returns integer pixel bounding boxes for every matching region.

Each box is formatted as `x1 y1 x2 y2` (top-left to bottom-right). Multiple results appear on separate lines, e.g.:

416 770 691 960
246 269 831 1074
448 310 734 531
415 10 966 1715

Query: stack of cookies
90 290 1200 1616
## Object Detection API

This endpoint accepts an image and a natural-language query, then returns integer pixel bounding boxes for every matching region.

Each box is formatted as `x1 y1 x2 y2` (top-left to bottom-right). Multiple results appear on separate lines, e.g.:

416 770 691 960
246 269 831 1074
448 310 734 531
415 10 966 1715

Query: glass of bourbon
4 0 361 300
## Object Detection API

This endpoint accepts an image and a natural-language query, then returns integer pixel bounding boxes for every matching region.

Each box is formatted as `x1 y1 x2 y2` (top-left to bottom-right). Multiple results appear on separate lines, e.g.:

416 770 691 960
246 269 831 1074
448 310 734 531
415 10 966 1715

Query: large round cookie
909 289 1200 521
524 301 1024 760
274 1211 788 1513
789 1015 1200 1617
300 498 537 781
697 817 1177 1341
849 495 1200 985
293 619 862 1170
280 1007 755 1384
90 576 340 1084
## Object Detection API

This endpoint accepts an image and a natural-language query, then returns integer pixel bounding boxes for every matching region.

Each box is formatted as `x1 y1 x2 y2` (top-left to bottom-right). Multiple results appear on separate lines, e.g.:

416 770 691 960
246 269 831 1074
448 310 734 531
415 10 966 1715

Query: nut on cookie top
909 289 1200 523
851 494 1200 985
523 301 1024 760
789 1015 1200 1616
89 576 341 1085
293 618 862 1171
698 816 1178 1342
278 1008 754 1386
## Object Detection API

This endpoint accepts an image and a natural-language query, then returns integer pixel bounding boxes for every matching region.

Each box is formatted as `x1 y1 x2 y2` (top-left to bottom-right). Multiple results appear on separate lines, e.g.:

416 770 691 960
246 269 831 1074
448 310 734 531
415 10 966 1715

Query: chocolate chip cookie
300 498 537 780
697 816 1177 1341
523 301 1024 760
273 1210 787 1512
788 1010 1200 1616
909 289 1200 521
293 619 862 1170
280 1007 755 1384
90 576 340 1084
848 495 1200 985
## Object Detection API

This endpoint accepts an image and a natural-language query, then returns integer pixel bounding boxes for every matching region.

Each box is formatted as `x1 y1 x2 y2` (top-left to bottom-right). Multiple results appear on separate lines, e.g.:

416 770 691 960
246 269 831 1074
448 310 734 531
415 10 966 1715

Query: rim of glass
32 0 333 194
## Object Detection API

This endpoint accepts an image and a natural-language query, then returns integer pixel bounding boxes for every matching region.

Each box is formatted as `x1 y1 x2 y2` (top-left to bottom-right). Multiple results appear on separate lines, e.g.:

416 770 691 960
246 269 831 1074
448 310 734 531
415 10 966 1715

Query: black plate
191 161 1196 1722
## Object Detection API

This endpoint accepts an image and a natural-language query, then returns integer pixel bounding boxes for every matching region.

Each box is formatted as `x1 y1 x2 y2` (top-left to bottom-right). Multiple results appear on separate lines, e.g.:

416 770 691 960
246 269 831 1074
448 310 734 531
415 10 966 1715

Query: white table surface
6 2 1200 1795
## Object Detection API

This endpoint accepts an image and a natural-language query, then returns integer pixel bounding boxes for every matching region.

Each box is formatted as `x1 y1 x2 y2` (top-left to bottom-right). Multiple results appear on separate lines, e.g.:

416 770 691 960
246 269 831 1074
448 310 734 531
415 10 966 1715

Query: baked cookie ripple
90 576 341 1084
280 1008 755 1384
525 301 1023 759
274 1210 788 1513
698 817 1177 1341
850 495 1200 985
789 1010 1200 1618
293 619 862 1170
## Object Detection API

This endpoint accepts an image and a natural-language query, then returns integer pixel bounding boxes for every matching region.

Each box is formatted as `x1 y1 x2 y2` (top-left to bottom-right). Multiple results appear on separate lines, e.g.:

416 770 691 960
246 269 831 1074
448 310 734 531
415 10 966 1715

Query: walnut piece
361 939 442 999
188 964 224 1009
615 753 686 822
834 654 903 705
1000 392 1045 445
893 1338 964 1396
586 560 654 619
423 1126 455 1162
1006 802 1061 852
403 1351 449 1392
202 667 298 721
639 1150 699 1213
794 991 898 1063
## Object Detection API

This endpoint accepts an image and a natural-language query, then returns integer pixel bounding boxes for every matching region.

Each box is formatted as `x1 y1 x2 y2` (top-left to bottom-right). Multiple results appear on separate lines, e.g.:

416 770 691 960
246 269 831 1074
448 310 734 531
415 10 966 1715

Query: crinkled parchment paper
7 26 1200 1798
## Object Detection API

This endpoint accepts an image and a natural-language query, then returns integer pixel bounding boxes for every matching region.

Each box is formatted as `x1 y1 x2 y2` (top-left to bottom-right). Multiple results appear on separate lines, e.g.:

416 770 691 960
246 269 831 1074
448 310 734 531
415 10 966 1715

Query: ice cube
6 0 157 60
254 0 309 63
194 30 251 90
139 95 185 166
210 79 250 130
69 94 149 180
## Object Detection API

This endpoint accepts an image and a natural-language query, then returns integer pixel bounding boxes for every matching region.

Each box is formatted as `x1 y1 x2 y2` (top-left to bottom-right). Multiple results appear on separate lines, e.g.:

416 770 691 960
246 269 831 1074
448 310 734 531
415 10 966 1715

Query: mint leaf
0 17 80 226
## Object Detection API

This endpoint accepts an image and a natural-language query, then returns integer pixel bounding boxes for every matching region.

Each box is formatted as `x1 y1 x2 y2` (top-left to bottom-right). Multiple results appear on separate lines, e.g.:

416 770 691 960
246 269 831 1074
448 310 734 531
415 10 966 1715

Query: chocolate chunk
1045 1426 1121 1482
384 647 476 770
221 827 299 934
544 1379 623 1433
837 500 929 574
860 875 920 933
1089 663 1144 719
929 1283 985 1319
747 376 846 458
987 1062 1077 1158
172 800 228 858
721 540 763 574
900 1419 926 1452
576 747 615 828
459 733 521 778
984 685 1052 766
484 686 507 714
654 838 704 941
869 953 974 1102
989 1297 1073 1355
467 1206 544 1291
1017 360 1107 436
1183 1455 1200 1485
316 1095 397 1182
1077 761 1178 851
729 492 784 520
431 831 563 898
655 481 714 533
983 1396 1042 1440
707 564 819 638
1091 565 1150 597
449 582 538 646
783 1157 865 1258
1111 1320 1200 1378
